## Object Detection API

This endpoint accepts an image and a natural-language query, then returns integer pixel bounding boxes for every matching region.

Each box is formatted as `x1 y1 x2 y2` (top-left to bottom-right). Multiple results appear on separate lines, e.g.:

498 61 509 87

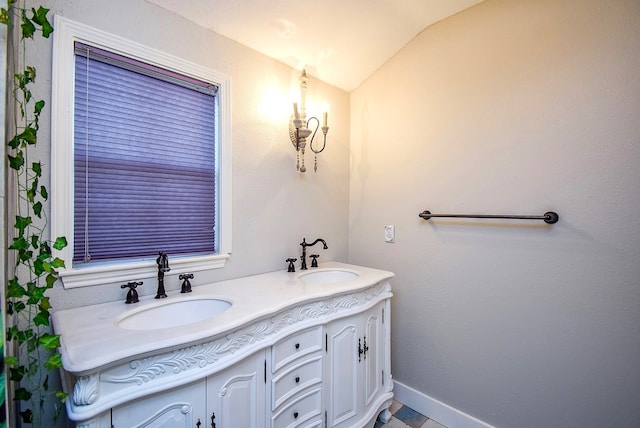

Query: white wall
24 0 350 309
349 0 640 427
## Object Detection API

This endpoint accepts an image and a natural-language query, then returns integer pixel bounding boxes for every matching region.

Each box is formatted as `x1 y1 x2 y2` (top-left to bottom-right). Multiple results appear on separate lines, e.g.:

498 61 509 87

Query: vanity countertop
52 261 394 375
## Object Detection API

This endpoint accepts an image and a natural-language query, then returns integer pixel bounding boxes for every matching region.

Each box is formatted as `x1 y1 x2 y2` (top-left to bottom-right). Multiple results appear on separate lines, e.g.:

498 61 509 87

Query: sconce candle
288 69 330 173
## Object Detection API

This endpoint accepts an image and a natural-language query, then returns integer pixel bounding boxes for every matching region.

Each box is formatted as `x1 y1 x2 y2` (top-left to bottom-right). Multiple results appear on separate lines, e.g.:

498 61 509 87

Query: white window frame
51 16 232 289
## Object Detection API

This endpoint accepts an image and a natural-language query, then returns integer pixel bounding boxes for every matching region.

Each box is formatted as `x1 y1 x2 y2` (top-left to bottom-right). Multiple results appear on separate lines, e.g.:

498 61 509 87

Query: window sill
59 253 230 289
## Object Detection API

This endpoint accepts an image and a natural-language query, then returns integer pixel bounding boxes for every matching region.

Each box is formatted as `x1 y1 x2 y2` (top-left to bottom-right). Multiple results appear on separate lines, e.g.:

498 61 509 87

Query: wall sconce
289 69 329 173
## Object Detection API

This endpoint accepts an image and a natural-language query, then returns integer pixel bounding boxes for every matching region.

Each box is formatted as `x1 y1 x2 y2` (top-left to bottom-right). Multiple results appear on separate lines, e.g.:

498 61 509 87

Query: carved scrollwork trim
101 281 390 386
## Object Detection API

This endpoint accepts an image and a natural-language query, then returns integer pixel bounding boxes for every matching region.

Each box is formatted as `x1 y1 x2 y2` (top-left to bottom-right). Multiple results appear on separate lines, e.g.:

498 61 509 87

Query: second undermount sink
116 298 232 331
299 269 360 285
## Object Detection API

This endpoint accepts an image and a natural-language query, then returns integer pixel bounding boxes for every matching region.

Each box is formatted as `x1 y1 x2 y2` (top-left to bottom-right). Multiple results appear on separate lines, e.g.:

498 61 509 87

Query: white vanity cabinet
55 263 394 428
325 300 390 428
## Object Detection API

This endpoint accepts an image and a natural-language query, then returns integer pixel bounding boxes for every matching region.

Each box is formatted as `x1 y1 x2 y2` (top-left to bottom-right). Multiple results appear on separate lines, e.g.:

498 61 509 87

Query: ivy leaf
7 277 26 298
31 7 53 38
14 387 32 402
46 274 58 288
20 10 35 39
22 126 37 145
10 301 26 314
50 257 66 269
26 187 35 203
4 356 19 366
9 366 27 382
21 251 34 262
11 126 37 147
40 185 48 200
8 151 24 170
27 286 46 305
8 134 21 149
14 215 32 234
15 68 35 88
33 201 43 217
32 161 42 176
40 333 61 350
0 8 9 25
40 296 52 311
31 234 39 250
13 215 33 235
34 258 45 275
25 65 36 82
34 310 50 327
53 236 68 250
45 353 63 370
19 408 33 424
34 99 45 115
9 236 29 252
56 391 69 402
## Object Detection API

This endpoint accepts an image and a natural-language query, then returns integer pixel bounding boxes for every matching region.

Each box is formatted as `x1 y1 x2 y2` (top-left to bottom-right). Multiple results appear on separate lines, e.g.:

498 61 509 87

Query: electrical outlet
384 225 395 243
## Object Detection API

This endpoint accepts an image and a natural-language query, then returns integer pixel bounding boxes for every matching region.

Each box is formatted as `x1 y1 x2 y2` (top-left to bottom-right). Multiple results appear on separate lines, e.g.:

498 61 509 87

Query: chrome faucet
300 238 328 270
155 251 170 299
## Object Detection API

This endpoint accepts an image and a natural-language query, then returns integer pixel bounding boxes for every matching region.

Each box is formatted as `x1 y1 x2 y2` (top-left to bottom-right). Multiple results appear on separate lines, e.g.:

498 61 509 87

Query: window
51 17 231 288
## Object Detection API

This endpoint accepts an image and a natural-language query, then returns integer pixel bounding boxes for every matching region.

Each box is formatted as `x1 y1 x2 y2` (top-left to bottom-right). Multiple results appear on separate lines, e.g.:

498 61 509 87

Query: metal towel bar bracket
419 210 559 224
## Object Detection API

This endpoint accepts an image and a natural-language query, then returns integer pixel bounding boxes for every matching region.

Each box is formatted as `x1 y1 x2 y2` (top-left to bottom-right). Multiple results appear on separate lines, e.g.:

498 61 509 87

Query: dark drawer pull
295 343 300 349
293 411 299 419
295 376 300 383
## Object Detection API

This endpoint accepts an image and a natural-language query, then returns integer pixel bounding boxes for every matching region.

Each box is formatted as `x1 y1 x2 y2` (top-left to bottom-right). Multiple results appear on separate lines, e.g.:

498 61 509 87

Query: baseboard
393 380 495 428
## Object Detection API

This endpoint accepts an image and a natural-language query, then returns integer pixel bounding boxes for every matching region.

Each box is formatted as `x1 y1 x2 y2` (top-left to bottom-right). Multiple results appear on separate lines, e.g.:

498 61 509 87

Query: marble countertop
52 261 394 375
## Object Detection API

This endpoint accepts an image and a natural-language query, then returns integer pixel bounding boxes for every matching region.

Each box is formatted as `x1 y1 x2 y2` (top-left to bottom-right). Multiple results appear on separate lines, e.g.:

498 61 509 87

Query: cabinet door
110 380 206 428
325 318 360 428
325 301 387 428
206 350 267 428
363 303 385 408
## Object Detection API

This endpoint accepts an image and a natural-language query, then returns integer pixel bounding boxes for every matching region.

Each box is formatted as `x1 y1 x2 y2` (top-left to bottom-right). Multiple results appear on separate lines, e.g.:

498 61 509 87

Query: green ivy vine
2 1 68 425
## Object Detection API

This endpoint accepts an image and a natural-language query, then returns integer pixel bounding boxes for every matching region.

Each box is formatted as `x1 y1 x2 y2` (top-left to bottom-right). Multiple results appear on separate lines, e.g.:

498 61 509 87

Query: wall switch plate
384 225 395 243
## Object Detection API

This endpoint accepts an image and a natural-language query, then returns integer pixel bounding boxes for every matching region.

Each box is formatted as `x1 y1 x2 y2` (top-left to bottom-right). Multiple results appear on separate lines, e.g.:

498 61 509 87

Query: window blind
73 44 218 265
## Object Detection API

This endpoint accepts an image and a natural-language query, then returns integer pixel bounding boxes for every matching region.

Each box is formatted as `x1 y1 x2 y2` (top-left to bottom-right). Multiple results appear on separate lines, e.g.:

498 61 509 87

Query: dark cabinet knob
295 376 300 383
293 411 299 419
295 343 300 349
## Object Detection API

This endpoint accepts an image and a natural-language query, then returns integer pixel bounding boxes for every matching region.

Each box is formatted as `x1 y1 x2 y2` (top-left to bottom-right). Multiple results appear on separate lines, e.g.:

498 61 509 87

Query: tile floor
374 400 447 428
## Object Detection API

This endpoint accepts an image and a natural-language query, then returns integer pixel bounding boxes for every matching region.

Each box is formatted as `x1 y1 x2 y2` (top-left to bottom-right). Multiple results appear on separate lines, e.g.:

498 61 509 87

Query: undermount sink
116 298 232 331
299 269 359 285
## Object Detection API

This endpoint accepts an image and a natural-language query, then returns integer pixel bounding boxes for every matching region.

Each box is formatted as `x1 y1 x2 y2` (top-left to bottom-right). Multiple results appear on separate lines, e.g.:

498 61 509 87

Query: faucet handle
121 281 143 304
179 273 194 293
286 258 297 272
309 254 319 268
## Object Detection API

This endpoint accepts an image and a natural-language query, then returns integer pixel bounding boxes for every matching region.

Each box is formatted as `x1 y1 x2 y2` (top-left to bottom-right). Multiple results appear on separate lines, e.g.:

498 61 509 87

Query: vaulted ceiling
145 0 485 91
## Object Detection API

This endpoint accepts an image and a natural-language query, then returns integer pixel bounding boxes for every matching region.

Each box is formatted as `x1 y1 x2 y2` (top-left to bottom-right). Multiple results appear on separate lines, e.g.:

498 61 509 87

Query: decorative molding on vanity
69 279 392 414
73 375 99 406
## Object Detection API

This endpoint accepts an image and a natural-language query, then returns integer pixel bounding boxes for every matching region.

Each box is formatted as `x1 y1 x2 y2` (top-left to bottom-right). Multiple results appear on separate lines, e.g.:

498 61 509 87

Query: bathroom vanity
52 262 394 427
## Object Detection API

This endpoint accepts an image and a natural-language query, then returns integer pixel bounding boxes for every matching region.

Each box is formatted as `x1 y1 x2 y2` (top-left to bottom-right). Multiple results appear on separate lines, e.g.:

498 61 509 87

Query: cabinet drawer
271 387 322 428
272 326 322 372
272 355 323 410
